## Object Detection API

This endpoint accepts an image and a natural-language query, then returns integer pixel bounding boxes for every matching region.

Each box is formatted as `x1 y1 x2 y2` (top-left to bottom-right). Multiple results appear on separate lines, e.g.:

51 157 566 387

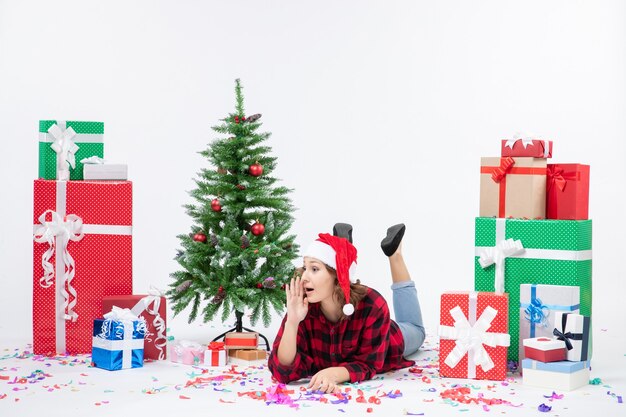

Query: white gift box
553 312 591 361
84 163 128 180
204 348 227 366
522 359 590 391
519 284 580 362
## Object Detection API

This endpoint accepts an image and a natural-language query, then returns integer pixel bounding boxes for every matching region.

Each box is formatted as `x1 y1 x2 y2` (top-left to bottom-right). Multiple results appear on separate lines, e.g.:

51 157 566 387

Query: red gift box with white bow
33 179 133 354
501 138 553 158
439 291 510 381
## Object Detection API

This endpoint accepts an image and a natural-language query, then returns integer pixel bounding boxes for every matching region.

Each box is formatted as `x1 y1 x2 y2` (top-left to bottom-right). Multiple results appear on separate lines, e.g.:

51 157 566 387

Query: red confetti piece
219 399 236 403
0 375 10 380
179 395 191 400
367 407 373 413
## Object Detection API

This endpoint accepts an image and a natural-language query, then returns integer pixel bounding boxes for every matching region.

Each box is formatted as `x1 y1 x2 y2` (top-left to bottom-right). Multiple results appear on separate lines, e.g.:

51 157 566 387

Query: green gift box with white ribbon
474 217 592 361
38 120 104 180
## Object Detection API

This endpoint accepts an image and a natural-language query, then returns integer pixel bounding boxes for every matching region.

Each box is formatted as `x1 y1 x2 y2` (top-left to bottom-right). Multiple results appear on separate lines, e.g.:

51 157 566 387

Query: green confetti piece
590 378 603 385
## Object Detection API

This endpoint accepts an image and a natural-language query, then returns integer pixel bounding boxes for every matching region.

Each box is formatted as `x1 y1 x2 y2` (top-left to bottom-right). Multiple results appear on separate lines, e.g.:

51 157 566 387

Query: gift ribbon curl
33 210 84 321
131 286 168 359
524 297 549 328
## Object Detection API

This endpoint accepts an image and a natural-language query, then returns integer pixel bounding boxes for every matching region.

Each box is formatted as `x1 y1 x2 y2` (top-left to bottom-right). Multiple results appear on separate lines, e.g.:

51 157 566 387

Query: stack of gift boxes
439 136 592 390
32 119 168 371
168 331 266 367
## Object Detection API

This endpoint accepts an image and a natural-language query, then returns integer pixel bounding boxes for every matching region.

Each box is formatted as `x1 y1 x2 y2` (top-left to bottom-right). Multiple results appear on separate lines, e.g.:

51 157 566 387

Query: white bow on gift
504 133 535 149
48 123 79 181
33 209 84 321
478 238 524 294
439 305 510 376
80 156 105 164
99 307 147 338
131 286 168 360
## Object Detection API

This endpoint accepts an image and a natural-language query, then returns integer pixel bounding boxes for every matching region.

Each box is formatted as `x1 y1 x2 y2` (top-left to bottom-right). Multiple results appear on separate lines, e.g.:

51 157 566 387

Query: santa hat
303 233 358 315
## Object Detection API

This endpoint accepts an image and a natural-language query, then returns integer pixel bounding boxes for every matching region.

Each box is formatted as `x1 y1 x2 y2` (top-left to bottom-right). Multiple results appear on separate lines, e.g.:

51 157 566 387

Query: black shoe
381 224 406 256
333 223 353 243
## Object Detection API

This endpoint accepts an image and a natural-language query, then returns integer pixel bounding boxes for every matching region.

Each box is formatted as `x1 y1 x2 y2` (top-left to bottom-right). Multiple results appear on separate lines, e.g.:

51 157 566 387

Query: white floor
1 329 624 417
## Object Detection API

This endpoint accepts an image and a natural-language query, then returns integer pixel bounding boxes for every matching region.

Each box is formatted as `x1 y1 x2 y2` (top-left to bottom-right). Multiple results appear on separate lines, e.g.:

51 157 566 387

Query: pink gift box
169 341 204 365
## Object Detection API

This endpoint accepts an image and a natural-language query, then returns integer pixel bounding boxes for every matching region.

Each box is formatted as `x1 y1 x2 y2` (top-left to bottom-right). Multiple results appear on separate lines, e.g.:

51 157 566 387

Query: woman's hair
294 264 368 320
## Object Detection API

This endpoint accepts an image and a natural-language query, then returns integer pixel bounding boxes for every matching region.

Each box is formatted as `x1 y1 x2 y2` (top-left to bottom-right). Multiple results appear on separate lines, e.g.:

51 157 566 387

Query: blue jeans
391 281 425 357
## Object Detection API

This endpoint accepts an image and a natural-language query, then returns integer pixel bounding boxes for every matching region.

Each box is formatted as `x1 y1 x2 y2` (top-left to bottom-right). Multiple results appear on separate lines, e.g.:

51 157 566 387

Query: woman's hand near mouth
286 276 309 325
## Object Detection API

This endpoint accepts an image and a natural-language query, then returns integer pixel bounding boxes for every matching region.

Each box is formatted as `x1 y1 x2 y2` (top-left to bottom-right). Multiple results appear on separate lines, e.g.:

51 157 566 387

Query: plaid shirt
268 287 415 383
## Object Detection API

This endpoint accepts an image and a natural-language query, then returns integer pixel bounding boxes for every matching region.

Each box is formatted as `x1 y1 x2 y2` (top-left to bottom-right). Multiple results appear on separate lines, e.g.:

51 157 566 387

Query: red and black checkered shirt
268 287 415 383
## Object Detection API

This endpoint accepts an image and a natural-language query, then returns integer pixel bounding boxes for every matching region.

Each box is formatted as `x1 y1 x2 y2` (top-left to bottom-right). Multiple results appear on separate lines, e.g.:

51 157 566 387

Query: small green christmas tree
168 79 299 327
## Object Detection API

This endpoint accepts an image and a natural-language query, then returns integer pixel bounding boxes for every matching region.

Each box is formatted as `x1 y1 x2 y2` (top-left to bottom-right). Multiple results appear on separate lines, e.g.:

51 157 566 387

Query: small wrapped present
228 349 267 361
523 337 567 362
479 157 547 219
91 307 145 371
224 332 258 349
169 340 204 365
102 291 167 360
546 164 590 220
83 162 128 180
553 312 590 361
204 342 227 366
439 291 510 381
519 284 580 362
38 120 104 180
501 137 553 158
522 359 590 391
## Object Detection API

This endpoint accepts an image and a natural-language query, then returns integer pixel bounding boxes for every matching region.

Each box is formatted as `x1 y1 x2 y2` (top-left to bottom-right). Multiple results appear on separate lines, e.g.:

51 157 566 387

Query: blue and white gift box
519 284 580 362
92 307 146 371
522 359 590 391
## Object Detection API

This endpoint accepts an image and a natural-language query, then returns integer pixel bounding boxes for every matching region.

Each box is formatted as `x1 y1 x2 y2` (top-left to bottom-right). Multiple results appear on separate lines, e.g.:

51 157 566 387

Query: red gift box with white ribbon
501 137 553 158
33 179 133 354
439 291 510 381
102 292 167 360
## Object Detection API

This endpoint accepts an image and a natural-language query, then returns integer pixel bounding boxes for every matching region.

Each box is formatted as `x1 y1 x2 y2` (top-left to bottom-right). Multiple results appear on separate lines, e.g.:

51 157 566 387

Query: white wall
1 0 624 345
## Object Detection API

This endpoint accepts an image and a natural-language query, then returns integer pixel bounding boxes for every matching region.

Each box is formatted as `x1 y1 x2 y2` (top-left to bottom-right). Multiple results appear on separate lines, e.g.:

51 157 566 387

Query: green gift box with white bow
38 120 104 180
473 217 592 361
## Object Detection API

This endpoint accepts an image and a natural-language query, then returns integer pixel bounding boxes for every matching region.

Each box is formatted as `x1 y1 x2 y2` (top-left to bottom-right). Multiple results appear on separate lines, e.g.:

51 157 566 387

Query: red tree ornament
211 198 222 212
256 283 263 289
251 222 265 236
249 162 263 177
193 233 207 243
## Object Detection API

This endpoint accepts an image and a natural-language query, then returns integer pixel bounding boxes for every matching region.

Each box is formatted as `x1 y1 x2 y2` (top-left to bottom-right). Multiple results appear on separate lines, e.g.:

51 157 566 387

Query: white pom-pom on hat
342 303 355 316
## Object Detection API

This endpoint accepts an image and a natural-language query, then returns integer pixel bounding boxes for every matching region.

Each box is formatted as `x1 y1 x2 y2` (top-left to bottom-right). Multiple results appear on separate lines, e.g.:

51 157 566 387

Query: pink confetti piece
543 391 564 400
179 395 191 400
